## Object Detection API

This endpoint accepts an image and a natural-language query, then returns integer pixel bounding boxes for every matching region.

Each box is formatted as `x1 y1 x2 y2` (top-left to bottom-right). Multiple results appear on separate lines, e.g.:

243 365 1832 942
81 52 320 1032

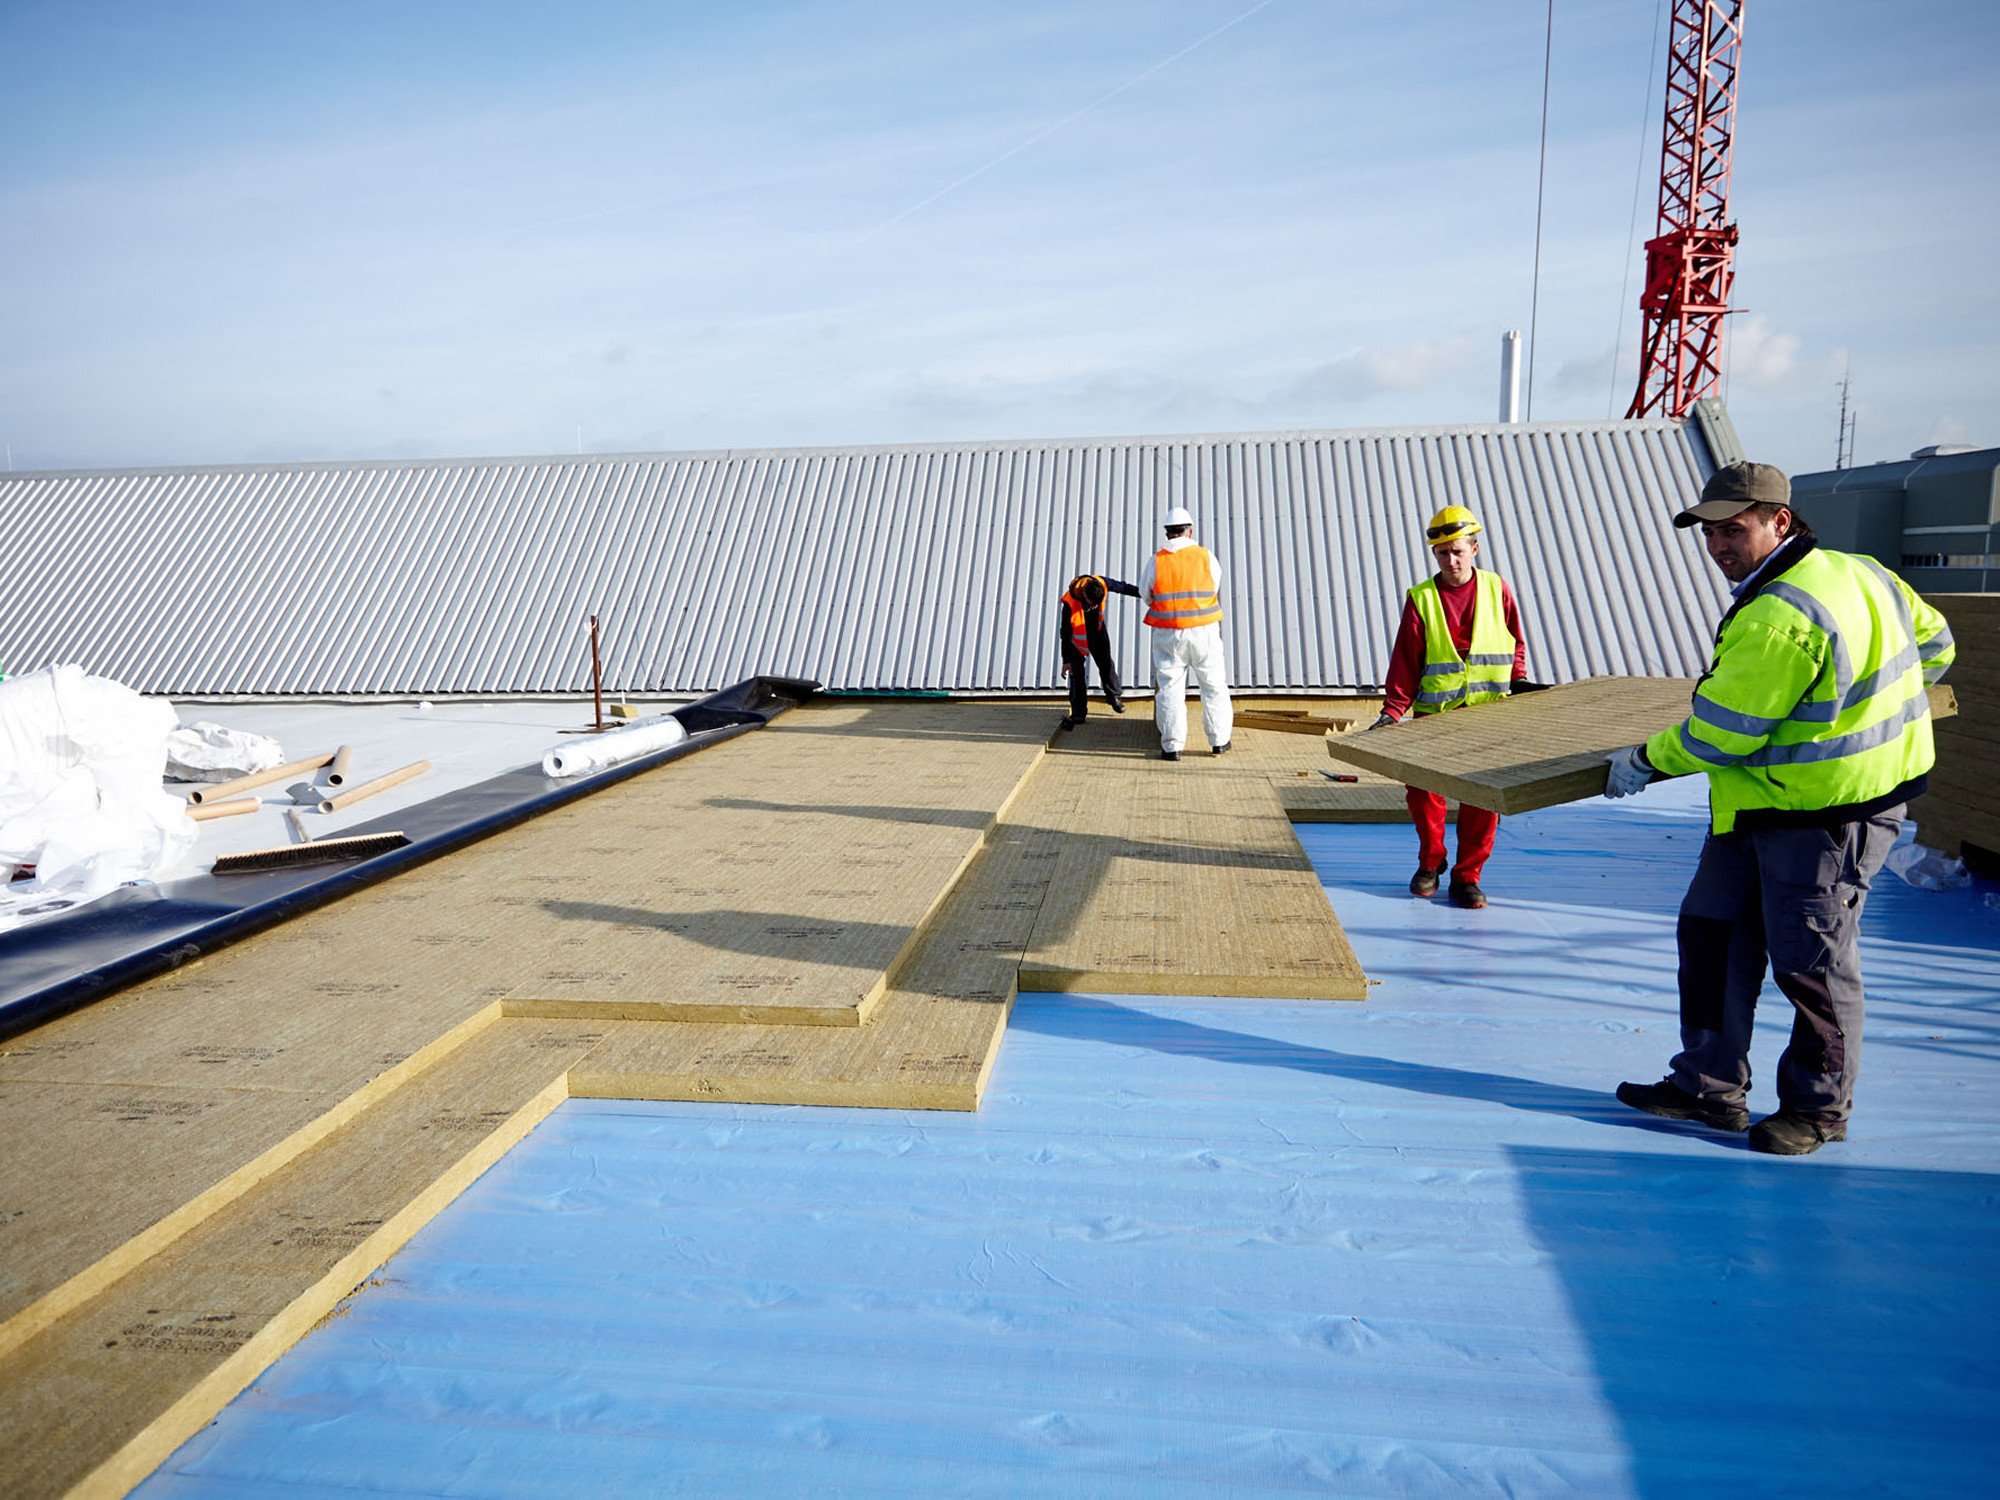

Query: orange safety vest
1144 546 1222 629
1061 575 1107 654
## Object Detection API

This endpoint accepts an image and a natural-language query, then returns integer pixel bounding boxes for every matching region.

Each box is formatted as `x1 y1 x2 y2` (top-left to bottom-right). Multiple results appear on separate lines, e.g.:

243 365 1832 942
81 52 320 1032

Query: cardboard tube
325 744 353 787
318 759 429 814
189 751 338 805
187 797 259 822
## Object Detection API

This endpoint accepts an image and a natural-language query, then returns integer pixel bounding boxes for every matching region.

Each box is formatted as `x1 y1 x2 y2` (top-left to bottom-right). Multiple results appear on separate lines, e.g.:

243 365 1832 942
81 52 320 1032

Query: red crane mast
1626 1 1746 420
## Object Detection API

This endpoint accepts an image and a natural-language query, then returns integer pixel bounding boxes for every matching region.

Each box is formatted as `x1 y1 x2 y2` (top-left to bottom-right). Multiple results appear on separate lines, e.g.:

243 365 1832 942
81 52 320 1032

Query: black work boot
1748 1110 1847 1156
1447 879 1487 909
1615 1078 1750 1133
1409 866 1444 897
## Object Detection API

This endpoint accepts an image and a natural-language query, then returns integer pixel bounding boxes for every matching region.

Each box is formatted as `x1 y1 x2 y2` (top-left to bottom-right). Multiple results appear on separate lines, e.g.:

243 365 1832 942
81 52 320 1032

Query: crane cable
1525 0 1554 422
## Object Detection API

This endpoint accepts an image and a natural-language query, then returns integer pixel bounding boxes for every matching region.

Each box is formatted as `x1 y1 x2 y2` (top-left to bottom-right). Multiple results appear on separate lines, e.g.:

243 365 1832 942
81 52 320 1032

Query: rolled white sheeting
541 717 690 778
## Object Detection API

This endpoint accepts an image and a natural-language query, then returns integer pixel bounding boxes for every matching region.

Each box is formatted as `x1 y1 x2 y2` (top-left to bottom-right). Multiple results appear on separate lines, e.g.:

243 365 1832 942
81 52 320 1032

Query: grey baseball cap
1673 460 1792 528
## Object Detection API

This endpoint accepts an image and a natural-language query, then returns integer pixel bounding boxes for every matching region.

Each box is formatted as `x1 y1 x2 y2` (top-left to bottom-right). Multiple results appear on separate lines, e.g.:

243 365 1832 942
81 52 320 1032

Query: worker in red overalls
1056 572 1139 729
1371 505 1533 909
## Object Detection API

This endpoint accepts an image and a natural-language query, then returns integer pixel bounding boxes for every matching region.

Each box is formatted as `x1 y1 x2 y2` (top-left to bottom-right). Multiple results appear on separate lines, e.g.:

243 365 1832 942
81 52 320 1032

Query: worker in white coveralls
1605 461 1955 1156
1141 506 1233 761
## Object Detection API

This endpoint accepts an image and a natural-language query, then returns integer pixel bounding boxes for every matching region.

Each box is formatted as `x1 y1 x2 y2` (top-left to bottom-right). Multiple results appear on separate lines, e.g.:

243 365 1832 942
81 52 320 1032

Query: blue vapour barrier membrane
139 780 2000 1497
0 675 817 1040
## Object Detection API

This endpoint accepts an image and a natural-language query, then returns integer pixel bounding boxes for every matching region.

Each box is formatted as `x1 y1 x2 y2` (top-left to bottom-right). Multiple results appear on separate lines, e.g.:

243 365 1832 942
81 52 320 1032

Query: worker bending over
1056 572 1138 729
1607 461 1954 1156
1372 505 1529 909
1142 507 1233 761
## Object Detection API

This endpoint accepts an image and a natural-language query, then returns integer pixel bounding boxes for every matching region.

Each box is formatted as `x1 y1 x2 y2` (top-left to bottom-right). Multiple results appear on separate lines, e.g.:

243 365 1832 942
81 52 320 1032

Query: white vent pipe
1500 330 1523 424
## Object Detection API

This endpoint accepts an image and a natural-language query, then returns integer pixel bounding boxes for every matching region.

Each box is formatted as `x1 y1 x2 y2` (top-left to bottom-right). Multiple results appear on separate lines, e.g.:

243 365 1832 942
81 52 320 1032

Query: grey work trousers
1668 807 1903 1121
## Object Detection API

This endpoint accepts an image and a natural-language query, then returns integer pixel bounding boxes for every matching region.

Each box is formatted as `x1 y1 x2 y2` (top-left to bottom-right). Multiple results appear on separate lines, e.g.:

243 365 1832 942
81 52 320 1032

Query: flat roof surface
136 779 2000 1497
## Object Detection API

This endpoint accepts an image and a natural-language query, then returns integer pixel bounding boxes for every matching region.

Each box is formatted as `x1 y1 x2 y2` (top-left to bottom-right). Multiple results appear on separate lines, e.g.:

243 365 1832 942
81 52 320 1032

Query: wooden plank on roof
1273 754 1454 824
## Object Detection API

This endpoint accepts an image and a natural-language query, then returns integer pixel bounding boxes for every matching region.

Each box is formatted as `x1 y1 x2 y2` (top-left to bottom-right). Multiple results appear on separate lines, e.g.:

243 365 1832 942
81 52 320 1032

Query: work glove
1367 712 1399 731
1509 679 1549 694
1604 744 1653 798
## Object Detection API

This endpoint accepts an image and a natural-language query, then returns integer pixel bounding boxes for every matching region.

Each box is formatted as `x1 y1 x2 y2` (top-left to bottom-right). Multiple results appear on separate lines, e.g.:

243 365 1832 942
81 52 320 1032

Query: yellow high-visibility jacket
1645 537 1955 833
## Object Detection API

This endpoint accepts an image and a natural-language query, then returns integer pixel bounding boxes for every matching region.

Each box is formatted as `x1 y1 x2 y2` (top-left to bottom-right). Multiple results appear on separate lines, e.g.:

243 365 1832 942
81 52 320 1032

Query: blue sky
2 0 1994 475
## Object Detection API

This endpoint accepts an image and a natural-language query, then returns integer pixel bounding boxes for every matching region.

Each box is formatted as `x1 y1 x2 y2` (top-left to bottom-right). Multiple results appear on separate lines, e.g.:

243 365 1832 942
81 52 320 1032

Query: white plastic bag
1884 840 1971 891
0 664 197 931
165 719 286 782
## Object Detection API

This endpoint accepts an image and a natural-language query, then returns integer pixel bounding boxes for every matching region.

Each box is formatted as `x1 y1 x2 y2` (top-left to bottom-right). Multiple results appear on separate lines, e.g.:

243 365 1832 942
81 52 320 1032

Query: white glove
1604 745 1653 798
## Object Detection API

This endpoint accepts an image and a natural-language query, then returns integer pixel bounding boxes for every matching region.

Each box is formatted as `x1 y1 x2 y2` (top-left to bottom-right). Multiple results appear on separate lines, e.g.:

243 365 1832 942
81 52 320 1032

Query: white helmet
1164 506 1194 530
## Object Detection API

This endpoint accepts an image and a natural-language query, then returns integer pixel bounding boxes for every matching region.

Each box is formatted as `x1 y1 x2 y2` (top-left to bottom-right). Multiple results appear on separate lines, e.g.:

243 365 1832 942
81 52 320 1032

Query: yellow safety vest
1145 547 1222 629
1409 571 1515 715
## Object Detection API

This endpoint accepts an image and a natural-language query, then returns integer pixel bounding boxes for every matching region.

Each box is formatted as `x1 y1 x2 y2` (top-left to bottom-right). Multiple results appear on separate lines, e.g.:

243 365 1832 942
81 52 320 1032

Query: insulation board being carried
1325 677 1958 816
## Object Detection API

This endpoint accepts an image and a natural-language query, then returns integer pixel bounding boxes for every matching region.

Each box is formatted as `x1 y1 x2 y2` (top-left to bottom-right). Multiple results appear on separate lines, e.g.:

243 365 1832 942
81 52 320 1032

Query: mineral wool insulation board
1328 677 1958 816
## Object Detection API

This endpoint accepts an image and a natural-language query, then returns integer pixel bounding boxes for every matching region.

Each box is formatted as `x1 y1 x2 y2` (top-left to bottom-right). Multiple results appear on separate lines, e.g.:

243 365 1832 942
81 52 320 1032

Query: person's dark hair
1165 524 1192 538
1749 500 1813 539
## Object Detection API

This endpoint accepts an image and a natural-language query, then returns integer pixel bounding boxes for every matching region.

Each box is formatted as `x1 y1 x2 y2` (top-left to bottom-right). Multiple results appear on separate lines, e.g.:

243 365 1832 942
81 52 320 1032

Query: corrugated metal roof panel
0 419 1726 696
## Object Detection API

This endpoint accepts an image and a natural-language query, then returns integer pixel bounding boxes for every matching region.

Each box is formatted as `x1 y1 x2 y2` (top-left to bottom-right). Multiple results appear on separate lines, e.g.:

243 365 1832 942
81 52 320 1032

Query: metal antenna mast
1625 1 1746 419
1835 368 1856 469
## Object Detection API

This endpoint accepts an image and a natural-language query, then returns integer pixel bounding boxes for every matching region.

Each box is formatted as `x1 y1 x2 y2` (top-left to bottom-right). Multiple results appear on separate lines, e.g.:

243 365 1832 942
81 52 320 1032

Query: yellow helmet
1425 505 1482 545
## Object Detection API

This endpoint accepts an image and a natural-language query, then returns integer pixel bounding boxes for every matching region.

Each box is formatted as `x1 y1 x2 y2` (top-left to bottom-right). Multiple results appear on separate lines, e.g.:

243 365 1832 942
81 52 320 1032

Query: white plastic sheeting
541 716 689 778
0 665 194 931
138 781 2000 1497
163 720 285 783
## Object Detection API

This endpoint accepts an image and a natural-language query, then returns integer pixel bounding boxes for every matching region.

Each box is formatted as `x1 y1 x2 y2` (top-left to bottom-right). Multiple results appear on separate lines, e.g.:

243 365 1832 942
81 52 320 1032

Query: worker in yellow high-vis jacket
1606 461 1955 1156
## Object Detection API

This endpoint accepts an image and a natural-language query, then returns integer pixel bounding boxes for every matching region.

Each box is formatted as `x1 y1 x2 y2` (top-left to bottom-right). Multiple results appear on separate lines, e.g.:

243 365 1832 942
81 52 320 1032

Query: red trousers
1406 788 1499 883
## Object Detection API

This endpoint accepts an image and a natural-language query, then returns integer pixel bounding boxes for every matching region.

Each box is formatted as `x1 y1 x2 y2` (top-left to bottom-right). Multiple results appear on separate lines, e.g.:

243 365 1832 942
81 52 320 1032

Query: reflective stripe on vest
1409 571 1514 715
1642 546 1951 833
1144 547 1222 628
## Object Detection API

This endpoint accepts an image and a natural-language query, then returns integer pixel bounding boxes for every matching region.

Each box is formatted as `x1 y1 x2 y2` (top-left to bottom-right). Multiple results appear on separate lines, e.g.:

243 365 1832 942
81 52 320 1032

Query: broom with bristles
209 813 409 875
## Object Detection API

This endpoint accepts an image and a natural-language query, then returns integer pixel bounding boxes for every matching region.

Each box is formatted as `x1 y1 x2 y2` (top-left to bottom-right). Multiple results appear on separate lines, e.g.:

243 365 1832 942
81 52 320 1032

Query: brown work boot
1616 1078 1750 1133
1748 1110 1847 1156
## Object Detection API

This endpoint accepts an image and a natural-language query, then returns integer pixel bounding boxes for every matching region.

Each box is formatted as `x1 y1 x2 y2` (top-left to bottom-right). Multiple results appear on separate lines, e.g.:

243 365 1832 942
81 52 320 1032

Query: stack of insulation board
1914 593 1999 862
